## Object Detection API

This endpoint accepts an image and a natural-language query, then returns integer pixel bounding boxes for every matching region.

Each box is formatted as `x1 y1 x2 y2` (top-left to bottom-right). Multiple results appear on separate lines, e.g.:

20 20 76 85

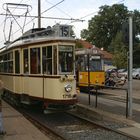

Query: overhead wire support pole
38 0 41 28
128 16 133 117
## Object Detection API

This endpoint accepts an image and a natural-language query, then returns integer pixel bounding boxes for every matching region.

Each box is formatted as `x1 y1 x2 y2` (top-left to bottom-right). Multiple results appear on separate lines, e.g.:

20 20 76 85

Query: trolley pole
128 16 133 117
38 0 41 28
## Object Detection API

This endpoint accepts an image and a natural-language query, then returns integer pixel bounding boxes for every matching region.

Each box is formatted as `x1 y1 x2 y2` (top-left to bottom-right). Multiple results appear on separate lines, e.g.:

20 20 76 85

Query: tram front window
59 46 73 74
90 59 102 71
77 56 102 72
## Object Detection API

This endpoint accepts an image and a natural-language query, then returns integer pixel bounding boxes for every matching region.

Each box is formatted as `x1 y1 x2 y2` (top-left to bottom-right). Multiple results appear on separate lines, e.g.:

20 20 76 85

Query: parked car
132 68 140 79
118 69 128 78
106 68 118 75
118 69 126 73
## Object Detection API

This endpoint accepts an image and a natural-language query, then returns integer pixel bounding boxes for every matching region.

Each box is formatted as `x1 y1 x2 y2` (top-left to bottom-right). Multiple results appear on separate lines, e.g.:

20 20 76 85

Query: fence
77 82 129 118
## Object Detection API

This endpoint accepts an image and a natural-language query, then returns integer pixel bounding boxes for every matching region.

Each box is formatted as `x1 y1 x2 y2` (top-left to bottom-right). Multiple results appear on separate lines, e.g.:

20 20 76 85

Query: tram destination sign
90 55 101 59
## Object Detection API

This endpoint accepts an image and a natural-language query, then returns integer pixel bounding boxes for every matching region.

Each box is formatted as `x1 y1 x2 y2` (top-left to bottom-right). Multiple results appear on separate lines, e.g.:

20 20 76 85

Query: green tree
133 45 140 68
75 40 83 48
80 4 140 68
81 4 129 50
110 32 127 68
133 10 140 35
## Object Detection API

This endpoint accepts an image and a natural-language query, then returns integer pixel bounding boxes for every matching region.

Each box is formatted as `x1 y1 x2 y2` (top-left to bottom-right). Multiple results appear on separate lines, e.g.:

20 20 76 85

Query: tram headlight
65 84 72 92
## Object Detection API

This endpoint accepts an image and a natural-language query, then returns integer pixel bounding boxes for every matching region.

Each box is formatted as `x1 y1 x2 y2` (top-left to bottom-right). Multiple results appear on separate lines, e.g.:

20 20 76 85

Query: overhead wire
0 0 126 45
1 0 84 44
5 0 66 41
0 0 25 28
0 0 31 45
66 0 125 38
45 0 73 19
68 0 125 24
41 0 64 15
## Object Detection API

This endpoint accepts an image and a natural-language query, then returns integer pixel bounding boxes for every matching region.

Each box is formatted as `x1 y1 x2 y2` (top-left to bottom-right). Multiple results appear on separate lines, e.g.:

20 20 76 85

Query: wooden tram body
0 24 77 109
75 48 105 90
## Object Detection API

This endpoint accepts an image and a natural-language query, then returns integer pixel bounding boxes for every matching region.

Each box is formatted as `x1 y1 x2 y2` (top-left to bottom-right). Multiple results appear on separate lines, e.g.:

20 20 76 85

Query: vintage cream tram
0 24 77 109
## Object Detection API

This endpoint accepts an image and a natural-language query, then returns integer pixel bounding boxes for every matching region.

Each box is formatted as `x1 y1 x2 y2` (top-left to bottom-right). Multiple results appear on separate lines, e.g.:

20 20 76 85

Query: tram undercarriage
2 89 77 110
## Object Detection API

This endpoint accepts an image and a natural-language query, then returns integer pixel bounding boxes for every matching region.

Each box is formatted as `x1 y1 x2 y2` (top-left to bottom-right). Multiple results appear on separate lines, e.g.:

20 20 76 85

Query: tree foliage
75 40 83 48
133 45 140 67
81 4 140 68
133 10 140 35
110 32 127 69
81 4 129 50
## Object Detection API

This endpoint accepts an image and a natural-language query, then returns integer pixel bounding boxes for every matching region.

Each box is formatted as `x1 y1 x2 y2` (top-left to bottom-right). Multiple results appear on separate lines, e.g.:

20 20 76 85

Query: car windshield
118 69 126 73
134 68 140 72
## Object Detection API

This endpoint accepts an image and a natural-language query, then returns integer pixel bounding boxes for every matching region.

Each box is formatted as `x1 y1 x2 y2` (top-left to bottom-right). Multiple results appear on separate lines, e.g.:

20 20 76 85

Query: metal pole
126 89 128 118
38 0 41 28
95 88 98 108
87 52 90 105
128 16 133 117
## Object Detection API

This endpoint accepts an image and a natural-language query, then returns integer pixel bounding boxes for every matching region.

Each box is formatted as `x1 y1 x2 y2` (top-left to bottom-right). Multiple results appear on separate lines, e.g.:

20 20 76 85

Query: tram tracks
67 110 139 140
3 99 139 140
24 111 65 140
21 108 139 140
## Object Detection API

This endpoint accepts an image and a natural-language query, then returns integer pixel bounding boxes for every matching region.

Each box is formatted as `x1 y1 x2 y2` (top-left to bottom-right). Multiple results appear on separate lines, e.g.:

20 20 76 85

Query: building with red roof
76 39 115 70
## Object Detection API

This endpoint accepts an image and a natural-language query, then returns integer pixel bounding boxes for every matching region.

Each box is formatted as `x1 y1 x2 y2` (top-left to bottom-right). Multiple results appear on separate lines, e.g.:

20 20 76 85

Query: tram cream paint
1 75 14 92
1 74 76 100
44 78 76 100
13 76 23 93
27 77 43 98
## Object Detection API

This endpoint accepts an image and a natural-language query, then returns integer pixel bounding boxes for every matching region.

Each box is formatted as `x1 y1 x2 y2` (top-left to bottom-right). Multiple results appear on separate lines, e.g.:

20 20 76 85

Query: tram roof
0 24 75 52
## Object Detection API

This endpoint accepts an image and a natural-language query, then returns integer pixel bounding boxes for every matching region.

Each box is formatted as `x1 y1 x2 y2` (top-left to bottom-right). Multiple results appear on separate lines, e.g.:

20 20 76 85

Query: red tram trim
4 89 78 105
0 73 61 78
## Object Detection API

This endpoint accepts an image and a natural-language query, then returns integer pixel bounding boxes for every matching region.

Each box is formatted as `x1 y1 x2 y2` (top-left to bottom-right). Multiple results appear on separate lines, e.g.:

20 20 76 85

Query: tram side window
3 54 8 73
2 52 13 73
42 46 52 75
9 52 13 73
15 50 20 73
0 55 4 72
0 56 2 72
23 49 29 74
30 48 41 74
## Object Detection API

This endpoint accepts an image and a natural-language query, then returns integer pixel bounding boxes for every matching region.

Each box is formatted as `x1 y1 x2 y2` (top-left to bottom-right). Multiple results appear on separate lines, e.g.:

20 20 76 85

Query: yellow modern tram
75 48 105 90
0 24 77 109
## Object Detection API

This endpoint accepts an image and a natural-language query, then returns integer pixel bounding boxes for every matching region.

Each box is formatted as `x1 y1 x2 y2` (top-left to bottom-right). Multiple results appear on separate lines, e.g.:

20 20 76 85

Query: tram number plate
63 94 72 98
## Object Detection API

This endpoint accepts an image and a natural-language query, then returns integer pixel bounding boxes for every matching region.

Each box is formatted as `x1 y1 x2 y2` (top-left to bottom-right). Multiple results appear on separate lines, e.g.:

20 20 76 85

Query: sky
0 0 140 47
